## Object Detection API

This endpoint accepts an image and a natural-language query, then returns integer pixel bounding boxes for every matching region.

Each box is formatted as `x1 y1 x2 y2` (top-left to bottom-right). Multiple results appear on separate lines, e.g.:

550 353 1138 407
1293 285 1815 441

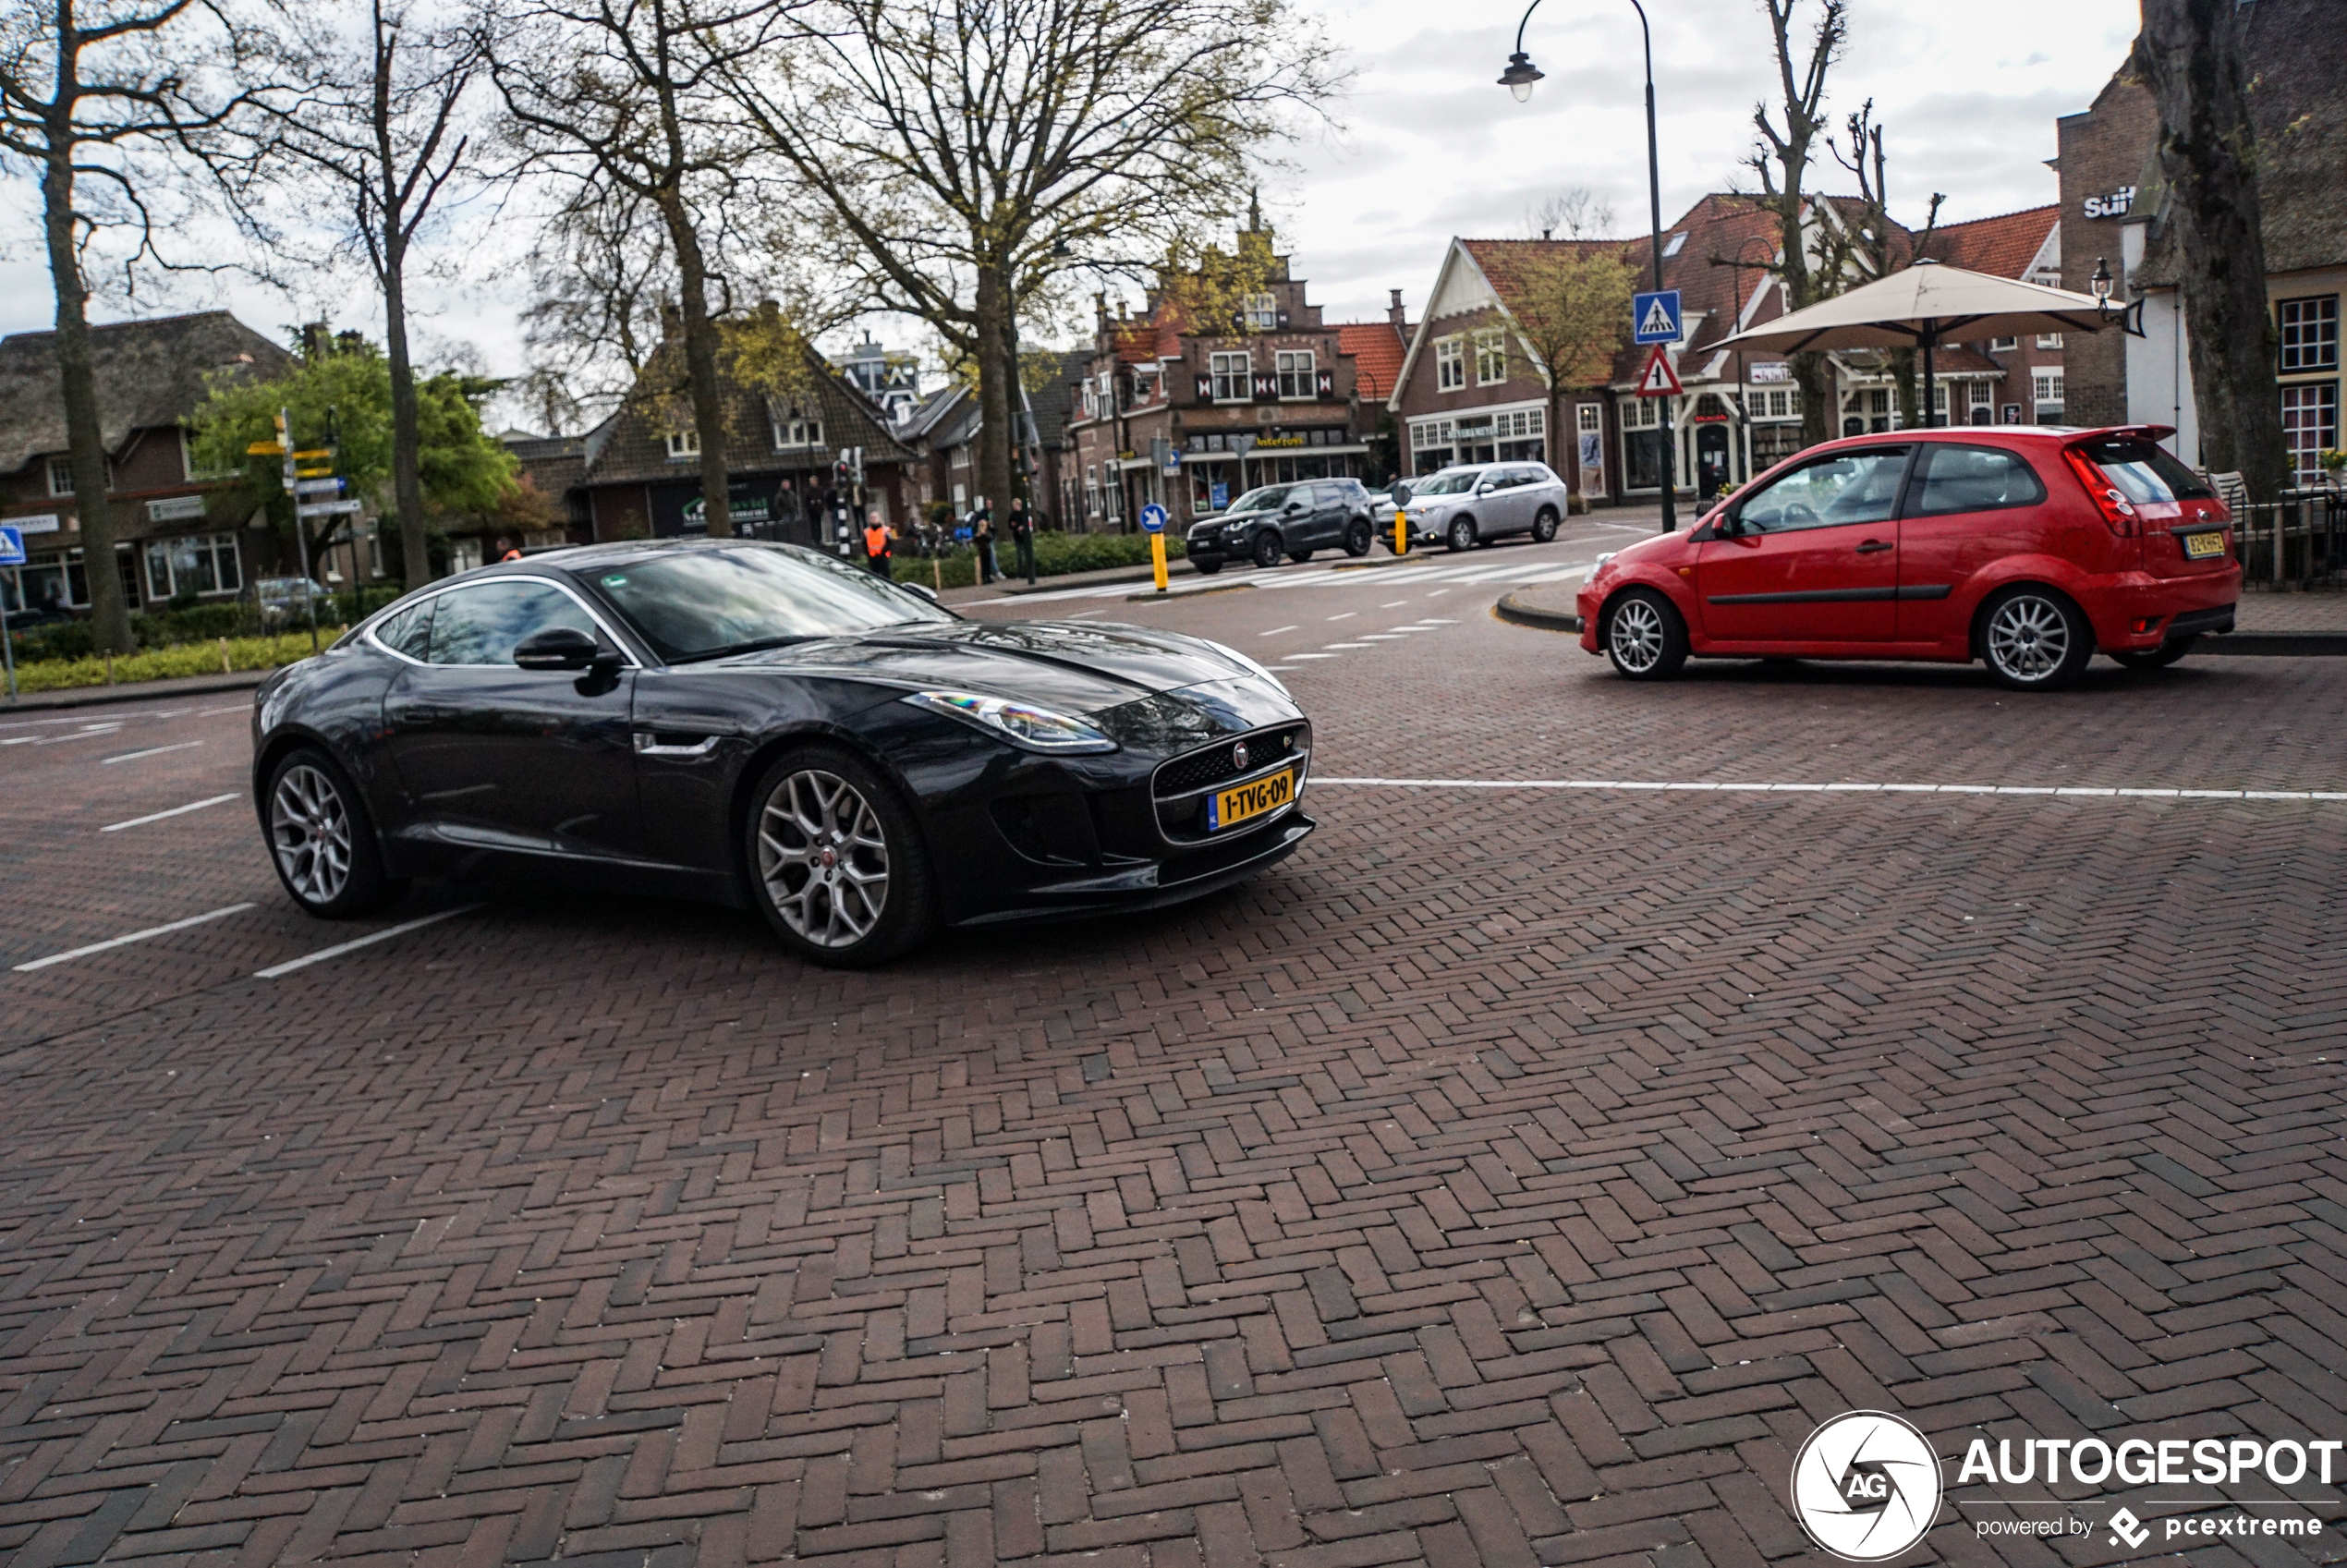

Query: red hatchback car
1576 425 2241 691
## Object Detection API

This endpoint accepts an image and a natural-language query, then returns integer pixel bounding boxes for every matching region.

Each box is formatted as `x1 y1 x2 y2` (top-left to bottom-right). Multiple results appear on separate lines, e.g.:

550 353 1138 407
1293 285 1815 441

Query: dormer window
770 404 822 449
665 428 700 459
1243 293 1279 331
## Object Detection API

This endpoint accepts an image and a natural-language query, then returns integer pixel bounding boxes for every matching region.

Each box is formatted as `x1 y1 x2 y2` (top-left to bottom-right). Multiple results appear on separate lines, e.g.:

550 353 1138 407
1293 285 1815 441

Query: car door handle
1854 541 1894 553
633 733 721 757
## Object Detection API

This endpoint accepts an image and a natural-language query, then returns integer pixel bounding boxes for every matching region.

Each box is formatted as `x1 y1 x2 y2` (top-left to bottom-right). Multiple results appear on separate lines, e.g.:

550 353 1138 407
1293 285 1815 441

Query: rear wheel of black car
1344 519 1373 557
265 747 402 918
746 747 936 967
1532 506 1560 542
1251 531 1283 569
2111 637 2197 670
1193 557 1223 576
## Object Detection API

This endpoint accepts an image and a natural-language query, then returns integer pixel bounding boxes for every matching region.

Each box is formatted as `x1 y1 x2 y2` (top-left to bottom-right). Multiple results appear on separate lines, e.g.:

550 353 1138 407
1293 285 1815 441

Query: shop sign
2082 186 2135 219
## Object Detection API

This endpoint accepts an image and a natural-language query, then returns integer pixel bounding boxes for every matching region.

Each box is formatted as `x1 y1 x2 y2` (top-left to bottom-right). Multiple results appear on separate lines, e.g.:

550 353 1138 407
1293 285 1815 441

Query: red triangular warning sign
1636 344 1684 398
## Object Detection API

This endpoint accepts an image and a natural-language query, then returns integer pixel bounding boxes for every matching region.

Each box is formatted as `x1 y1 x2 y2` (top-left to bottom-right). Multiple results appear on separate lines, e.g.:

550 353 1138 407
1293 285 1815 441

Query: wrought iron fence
2233 490 2347 587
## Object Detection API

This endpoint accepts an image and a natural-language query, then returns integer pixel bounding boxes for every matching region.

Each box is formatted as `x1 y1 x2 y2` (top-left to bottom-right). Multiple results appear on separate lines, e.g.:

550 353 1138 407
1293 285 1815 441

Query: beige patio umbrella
1716 259 2122 425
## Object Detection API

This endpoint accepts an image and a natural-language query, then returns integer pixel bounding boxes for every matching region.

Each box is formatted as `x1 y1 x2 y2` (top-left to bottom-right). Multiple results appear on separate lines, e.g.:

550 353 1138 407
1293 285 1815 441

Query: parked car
1575 425 2240 692
249 577 331 625
250 541 1314 966
1184 479 1378 574
1388 463 1571 553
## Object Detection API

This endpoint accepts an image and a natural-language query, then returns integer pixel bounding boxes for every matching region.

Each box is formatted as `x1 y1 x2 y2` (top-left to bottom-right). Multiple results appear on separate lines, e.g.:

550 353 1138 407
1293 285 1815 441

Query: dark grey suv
1185 479 1378 575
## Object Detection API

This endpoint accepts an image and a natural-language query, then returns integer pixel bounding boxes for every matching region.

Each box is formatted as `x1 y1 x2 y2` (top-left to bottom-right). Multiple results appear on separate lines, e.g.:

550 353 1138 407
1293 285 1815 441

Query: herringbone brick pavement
2 592 2343 1567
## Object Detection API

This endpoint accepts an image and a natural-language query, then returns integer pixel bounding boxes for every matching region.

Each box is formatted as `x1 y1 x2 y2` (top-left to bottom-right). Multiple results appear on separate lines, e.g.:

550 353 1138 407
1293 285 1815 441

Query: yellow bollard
1393 508 1407 556
1149 530 1169 593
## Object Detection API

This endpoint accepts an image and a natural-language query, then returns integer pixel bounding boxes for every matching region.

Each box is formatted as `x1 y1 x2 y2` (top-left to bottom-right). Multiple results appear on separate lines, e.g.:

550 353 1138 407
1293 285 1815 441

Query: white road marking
1357 634 1409 641
1427 589 1451 597
1419 618 1459 625
100 740 205 765
256 903 486 979
102 793 240 833
193 704 253 716
1261 626 1297 638
1314 778 2347 801
14 903 257 971
1284 652 1337 661
1326 612 1355 621
1381 600 1408 608
1323 642 1371 650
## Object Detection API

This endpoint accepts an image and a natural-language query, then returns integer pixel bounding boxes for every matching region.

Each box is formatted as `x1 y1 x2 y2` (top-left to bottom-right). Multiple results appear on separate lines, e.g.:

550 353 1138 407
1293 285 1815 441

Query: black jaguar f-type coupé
250 541 1314 965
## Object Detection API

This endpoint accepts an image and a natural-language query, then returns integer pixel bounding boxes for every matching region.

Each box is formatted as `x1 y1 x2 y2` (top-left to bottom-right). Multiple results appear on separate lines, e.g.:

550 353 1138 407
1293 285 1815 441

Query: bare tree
2133 0 2289 499
1828 100 1941 428
0 0 284 651
1739 0 1846 449
261 0 481 584
517 176 672 423
1525 187 1615 242
486 0 795 537
721 0 1340 537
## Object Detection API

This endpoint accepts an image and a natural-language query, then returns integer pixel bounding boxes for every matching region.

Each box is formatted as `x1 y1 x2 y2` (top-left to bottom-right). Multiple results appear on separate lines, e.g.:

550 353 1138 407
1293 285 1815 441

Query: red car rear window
2076 439 2214 503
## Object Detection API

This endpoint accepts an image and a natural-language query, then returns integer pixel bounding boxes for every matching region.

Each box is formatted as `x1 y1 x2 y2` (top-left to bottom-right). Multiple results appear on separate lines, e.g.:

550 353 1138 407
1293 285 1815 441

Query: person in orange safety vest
862 513 894 578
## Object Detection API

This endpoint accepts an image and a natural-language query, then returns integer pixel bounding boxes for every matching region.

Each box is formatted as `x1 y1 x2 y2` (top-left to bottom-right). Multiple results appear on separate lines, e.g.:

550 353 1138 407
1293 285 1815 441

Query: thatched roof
0 310 289 478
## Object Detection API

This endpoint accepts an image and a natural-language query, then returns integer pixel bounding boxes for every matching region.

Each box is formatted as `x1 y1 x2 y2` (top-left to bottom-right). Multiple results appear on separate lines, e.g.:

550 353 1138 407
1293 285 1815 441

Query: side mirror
515 626 602 671
1476 481 1496 495
1392 482 1413 507
901 581 941 603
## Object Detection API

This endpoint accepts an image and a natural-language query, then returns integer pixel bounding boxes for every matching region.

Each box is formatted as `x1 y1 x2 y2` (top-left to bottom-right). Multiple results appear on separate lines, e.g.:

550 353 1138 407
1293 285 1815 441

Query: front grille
1153 724 1307 799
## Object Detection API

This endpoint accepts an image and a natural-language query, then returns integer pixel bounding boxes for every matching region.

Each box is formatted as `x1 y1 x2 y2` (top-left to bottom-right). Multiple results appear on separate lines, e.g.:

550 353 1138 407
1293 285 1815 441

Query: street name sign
294 478 346 497
297 499 363 519
1633 290 1684 345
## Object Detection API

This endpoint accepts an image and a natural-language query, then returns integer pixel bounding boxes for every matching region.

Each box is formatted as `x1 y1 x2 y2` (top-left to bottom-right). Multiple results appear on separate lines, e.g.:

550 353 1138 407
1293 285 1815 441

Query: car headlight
902 690 1118 753
1200 638 1291 698
1594 552 1616 567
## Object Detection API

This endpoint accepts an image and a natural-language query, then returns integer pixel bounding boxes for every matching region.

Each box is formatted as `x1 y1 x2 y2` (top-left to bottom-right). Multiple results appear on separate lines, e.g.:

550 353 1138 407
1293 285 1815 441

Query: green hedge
12 629 340 693
6 587 406 666
894 529 1185 590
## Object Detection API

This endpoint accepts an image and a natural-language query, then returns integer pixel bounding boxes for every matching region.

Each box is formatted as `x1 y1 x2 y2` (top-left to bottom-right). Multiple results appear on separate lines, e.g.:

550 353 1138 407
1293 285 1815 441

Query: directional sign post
1139 503 1171 593
0 523 22 700
1633 289 1684 345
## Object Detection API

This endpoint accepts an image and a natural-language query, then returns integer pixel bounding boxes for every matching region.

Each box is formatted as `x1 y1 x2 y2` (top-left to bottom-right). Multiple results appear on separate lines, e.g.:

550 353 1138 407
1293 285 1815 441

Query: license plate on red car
2182 530 2226 559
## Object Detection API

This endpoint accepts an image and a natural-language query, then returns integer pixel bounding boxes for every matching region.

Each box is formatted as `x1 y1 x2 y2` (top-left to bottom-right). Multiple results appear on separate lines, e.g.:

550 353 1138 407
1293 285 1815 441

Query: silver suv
1383 463 1571 553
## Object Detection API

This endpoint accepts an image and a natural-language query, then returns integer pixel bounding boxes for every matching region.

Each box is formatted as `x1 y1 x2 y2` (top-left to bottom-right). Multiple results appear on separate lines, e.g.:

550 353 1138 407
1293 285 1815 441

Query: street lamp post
1502 0 1676 531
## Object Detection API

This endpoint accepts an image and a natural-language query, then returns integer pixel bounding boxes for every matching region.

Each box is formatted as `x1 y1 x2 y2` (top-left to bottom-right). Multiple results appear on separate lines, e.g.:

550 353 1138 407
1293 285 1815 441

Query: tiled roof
0 310 290 478
1335 322 1407 399
1026 349 1089 447
580 344 915 488
1920 206 2059 280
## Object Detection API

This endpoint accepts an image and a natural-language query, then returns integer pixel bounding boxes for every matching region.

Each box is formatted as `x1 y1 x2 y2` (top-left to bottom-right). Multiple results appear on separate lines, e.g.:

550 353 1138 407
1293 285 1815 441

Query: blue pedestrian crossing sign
1139 503 1168 535
1633 290 1684 345
0 525 24 565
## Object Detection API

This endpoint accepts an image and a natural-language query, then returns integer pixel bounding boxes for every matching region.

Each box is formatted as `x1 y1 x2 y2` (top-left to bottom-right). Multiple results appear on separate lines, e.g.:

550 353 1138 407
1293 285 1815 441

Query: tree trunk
974 262 1015 539
666 198 731 537
43 138 136 653
2134 0 2289 499
1790 351 1832 452
383 237 432 584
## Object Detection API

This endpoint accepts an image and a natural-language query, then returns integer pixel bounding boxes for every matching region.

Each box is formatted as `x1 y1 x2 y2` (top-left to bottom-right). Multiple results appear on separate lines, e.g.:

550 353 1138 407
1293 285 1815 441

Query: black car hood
1187 506 1279 534
710 618 1259 714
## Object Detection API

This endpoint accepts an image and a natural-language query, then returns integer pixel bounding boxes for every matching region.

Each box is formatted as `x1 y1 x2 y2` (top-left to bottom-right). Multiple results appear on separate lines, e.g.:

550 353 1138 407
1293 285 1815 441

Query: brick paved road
4 542 2345 1568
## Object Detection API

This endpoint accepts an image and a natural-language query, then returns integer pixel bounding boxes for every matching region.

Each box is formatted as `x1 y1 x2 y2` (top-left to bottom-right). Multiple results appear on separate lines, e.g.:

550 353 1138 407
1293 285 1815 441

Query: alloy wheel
1609 599 1666 674
1986 594 2071 683
271 763 353 906
758 769 891 949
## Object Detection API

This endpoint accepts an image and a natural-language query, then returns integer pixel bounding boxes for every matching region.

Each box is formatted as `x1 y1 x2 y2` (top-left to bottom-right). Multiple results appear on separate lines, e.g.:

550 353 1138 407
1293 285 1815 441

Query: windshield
2078 438 2215 503
588 544 952 662
1225 485 1296 514
1409 472 1479 496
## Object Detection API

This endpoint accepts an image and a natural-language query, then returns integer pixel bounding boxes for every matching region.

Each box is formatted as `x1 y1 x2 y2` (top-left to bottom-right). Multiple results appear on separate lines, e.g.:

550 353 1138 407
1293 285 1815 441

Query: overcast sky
0 0 2138 414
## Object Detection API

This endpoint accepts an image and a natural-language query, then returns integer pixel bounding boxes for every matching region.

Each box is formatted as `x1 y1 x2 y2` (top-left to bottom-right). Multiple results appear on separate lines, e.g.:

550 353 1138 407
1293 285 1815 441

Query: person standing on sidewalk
1009 499 1037 585
973 504 998 586
863 511 894 578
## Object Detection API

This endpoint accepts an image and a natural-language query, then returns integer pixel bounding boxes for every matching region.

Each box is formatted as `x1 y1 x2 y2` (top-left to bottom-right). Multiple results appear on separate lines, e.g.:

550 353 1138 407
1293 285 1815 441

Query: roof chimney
1387 288 1405 330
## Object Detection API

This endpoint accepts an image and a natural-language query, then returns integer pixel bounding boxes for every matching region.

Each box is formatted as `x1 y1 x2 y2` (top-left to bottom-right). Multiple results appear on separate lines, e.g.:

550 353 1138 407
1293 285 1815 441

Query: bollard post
220 636 232 674
1149 531 1169 593
1394 509 1407 556
104 651 116 686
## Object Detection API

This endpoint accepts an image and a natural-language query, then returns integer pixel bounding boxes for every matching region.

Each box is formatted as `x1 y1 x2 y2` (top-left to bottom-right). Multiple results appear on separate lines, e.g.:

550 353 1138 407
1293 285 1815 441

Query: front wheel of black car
1251 531 1283 569
746 747 936 966
1344 519 1373 556
265 748 402 918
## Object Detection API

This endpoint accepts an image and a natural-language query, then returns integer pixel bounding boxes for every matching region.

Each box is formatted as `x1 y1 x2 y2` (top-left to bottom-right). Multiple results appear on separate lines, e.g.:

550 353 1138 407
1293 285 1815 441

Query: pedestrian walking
863 511 894 578
973 505 998 585
1009 500 1037 584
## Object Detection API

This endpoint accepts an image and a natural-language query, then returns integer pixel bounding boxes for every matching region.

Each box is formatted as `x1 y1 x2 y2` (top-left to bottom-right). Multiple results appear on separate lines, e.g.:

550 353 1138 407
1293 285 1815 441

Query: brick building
1063 227 1412 529
0 311 291 617
2056 0 2346 480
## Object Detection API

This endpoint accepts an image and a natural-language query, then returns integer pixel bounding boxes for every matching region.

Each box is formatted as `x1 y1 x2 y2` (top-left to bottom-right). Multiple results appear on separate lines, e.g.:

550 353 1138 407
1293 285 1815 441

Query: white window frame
1577 405 1601 434
1474 329 1508 386
141 531 242 601
1434 336 1465 393
2034 370 2064 406
1275 349 1315 400
47 456 76 496
2036 332 2065 349
2280 296 2339 372
1210 351 1251 403
1988 336 2018 352
771 409 822 450
1243 294 1279 331
665 427 700 459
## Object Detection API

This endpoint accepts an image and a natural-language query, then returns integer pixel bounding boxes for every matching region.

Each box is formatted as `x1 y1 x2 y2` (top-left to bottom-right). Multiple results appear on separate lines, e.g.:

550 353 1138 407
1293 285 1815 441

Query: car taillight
2062 448 2139 537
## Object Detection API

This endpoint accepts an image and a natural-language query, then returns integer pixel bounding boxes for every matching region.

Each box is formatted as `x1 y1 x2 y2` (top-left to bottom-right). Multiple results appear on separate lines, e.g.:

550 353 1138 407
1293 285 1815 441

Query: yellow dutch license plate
1209 768 1295 832
2183 530 2226 559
